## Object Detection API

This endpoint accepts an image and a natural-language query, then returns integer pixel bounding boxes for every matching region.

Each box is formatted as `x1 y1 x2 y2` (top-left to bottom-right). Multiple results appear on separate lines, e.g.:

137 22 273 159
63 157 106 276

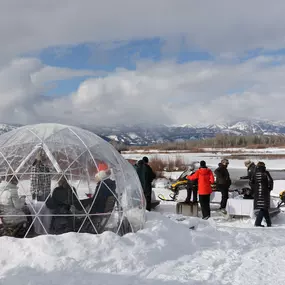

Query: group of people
184 158 274 227
0 150 119 237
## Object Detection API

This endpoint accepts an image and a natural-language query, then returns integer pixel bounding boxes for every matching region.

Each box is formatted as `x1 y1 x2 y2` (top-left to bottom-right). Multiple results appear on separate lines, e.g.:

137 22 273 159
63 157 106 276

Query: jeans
217 185 229 209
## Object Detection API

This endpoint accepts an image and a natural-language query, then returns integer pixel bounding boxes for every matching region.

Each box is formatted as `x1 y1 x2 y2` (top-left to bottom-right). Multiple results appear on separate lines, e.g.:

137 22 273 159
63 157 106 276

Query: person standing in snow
185 165 198 203
240 160 256 180
187 161 214 219
214 159 231 214
240 160 256 198
134 157 156 211
250 161 273 227
30 150 51 201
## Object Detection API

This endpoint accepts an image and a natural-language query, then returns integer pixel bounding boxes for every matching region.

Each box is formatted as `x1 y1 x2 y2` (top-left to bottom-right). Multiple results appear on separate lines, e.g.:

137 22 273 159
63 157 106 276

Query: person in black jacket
240 160 256 180
141 157 156 211
46 176 78 234
240 160 256 199
214 159 231 213
250 161 273 227
185 165 198 203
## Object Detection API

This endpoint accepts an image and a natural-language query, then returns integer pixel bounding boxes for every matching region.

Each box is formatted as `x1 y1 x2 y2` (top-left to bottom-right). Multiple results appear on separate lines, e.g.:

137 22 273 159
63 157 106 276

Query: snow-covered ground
2 149 285 284
2 203 285 285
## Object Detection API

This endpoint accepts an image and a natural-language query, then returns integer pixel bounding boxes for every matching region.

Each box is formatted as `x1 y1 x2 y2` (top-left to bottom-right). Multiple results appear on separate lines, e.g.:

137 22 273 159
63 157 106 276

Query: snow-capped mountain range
1 120 285 145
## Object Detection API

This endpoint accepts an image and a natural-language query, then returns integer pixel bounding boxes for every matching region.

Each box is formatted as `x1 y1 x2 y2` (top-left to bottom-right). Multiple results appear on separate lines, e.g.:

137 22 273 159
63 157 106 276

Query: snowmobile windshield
178 168 193 180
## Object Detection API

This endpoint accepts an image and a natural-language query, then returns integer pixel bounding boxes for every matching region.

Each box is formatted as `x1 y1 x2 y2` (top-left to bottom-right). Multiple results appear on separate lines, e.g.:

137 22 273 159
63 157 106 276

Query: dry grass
149 155 187 175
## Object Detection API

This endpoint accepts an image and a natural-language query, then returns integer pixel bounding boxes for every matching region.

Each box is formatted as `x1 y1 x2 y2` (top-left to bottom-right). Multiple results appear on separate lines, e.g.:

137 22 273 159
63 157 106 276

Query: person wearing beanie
214 159 231 214
186 160 214 219
95 163 112 183
142 156 149 164
249 161 273 227
240 160 256 180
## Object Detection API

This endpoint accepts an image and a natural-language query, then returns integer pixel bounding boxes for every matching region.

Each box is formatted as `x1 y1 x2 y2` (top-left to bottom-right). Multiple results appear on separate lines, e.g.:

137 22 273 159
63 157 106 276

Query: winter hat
244 159 252 168
257 161 266 168
95 163 111 182
221 159 229 166
142 156 149 163
200 160 206 167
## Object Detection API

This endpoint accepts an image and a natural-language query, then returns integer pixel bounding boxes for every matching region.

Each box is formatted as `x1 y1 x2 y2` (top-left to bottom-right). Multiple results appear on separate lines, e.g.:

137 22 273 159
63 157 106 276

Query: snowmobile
277 190 285 208
169 167 194 193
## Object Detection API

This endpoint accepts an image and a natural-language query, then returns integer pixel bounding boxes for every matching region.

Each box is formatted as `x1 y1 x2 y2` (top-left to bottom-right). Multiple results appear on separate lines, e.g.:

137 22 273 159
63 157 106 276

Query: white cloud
0 55 280 126
1 0 285 64
0 58 102 124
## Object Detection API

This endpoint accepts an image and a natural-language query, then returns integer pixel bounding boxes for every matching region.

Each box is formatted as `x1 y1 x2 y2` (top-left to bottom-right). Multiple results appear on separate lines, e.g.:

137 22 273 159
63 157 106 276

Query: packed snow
2 206 285 285
2 149 285 284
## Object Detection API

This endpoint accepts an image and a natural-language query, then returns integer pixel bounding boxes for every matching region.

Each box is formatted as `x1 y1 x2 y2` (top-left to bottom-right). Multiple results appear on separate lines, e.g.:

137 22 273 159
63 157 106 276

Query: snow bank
2 210 285 284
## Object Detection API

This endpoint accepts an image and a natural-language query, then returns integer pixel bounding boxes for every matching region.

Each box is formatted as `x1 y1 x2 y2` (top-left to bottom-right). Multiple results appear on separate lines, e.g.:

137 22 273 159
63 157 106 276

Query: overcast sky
1 0 285 126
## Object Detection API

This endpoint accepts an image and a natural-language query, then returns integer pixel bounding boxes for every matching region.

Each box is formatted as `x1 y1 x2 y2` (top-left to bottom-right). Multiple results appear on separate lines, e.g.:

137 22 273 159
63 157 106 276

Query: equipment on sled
236 187 254 199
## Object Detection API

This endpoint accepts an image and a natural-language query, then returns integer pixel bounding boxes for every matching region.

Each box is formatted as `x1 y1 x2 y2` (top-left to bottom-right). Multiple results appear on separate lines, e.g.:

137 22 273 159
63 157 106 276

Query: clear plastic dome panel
0 123 145 238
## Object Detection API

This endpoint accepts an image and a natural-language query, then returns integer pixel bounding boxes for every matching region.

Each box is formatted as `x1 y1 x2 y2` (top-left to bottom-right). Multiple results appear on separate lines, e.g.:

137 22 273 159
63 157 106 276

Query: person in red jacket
187 160 214 220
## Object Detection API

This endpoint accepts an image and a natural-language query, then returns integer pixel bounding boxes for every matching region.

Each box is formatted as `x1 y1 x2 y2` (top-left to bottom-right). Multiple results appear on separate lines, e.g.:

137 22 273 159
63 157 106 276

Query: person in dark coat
214 159 231 213
185 165 198 203
46 176 78 234
134 157 156 211
142 157 156 211
134 160 146 190
250 161 273 227
240 160 256 199
240 160 256 180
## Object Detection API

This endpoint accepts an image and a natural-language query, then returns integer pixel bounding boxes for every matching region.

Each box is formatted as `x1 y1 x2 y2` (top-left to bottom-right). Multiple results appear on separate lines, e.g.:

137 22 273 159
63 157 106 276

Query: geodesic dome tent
0 123 146 238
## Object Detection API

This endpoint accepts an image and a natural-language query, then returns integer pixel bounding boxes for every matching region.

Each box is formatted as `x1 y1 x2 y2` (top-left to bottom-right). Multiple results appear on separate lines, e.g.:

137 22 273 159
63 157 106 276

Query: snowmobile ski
158 193 178 202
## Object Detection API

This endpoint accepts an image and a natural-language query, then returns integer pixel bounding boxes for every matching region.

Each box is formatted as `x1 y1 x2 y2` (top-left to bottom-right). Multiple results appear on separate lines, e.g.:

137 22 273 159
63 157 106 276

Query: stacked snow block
176 202 198 217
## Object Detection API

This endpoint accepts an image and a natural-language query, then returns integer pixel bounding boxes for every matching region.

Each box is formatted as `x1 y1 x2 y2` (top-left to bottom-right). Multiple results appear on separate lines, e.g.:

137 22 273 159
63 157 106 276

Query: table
226 198 254 218
26 200 52 235
226 197 279 218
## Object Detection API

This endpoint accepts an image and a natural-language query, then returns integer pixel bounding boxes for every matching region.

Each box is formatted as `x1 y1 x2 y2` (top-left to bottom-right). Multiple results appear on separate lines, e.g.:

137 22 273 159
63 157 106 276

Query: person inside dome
30 149 51 202
73 162 118 234
0 173 30 237
46 175 78 234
